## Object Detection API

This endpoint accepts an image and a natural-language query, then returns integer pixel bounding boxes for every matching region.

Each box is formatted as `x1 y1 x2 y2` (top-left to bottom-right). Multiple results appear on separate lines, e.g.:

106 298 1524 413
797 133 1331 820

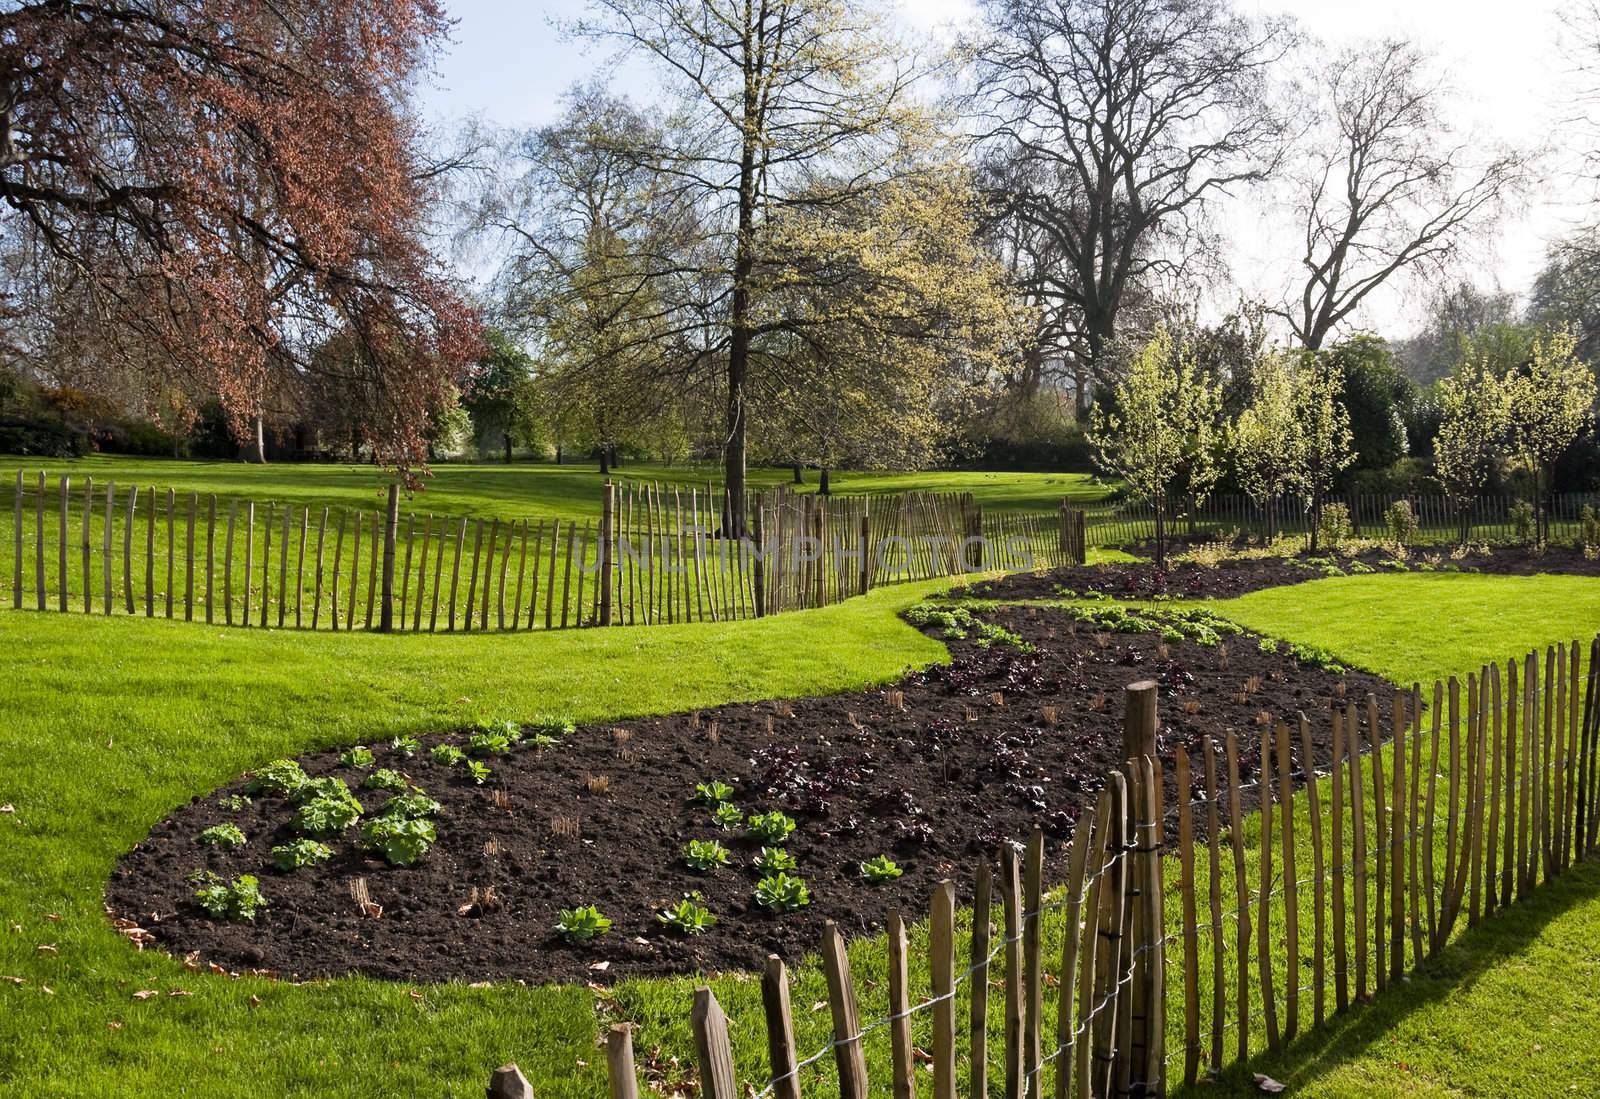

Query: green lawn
1 570 1598 1097
0 456 1111 522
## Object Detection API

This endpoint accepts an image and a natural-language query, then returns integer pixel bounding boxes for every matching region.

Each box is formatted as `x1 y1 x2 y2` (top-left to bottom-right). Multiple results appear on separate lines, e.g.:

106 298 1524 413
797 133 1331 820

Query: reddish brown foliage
0 0 480 475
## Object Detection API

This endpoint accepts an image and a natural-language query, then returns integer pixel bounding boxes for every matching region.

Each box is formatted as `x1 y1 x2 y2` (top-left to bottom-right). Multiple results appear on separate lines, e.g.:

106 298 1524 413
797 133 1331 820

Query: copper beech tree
0 0 478 474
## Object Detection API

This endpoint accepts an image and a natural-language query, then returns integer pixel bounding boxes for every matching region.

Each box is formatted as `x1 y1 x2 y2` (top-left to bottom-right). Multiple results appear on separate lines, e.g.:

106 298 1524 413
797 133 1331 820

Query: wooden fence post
762 956 802 1099
887 911 916 1099
380 484 398 632
606 1024 640 1099
930 879 957 1099
487 1063 534 1099
1123 680 1158 761
822 920 870 1099
691 987 739 1099
600 481 615 626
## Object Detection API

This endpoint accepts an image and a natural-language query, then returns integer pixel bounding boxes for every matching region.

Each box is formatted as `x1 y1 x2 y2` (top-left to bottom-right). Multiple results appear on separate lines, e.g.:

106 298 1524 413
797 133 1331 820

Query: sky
418 0 1593 338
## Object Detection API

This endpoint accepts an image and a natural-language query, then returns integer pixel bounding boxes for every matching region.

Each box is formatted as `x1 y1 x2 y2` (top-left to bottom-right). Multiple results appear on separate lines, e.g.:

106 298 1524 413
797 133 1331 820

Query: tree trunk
599 448 610 476
792 463 803 484
722 82 758 540
242 413 267 464
819 467 831 496
1153 501 1167 571
1309 488 1322 552
503 431 513 464
555 443 562 466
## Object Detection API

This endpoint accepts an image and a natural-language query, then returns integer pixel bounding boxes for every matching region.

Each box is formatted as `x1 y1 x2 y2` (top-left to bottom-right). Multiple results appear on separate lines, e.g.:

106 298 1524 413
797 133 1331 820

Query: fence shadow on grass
1192 854 1600 1096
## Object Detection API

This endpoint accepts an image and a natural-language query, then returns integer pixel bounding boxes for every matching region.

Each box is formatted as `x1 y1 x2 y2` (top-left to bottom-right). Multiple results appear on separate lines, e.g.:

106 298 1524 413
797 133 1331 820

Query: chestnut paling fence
1 471 1088 633
485 635 1600 1099
1083 489 1600 550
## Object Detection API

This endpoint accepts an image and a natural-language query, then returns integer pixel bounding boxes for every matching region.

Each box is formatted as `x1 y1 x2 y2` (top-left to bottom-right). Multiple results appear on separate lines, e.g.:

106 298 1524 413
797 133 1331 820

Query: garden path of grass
1 570 1598 1097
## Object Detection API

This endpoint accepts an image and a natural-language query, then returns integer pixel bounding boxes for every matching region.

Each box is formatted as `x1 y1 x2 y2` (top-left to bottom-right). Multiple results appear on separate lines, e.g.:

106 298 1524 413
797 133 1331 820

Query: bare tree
567 0 930 532
967 0 1293 395
1276 38 1527 350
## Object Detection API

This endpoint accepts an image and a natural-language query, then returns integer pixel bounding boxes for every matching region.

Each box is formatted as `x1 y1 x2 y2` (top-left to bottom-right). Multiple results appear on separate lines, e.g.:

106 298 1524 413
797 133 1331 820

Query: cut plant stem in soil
108 604 1393 985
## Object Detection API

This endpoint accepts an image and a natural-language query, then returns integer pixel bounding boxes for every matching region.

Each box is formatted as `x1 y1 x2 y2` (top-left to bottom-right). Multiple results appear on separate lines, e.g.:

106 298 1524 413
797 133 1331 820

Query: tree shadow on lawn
1178 857 1600 1097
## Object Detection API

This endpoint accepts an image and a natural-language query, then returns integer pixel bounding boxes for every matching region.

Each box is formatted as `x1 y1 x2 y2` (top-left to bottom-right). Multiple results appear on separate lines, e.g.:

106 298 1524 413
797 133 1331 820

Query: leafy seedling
271 839 333 872
379 793 442 821
431 744 466 767
753 847 797 873
465 760 492 785
554 904 612 942
363 769 410 793
682 839 731 872
339 746 375 769
245 759 308 798
860 854 904 883
390 735 421 757
657 897 717 936
219 794 252 813
691 780 735 805
190 871 267 922
468 731 513 757
197 823 246 850
746 811 796 844
711 802 744 830
754 872 811 912
293 790 363 838
360 816 436 866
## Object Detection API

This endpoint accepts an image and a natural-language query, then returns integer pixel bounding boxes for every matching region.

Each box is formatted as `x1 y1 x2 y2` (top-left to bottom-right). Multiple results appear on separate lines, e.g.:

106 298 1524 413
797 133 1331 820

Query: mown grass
1 569 1597 1097
0 456 1112 522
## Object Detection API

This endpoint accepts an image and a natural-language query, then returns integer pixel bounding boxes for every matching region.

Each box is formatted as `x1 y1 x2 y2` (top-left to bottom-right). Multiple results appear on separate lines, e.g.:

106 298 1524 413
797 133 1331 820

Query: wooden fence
487 634 1600 1099
1085 490 1600 550
1 472 1087 633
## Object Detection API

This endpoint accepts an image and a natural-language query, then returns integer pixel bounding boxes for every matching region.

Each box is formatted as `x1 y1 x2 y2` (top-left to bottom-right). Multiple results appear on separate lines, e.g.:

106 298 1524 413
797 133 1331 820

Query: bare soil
108 604 1392 985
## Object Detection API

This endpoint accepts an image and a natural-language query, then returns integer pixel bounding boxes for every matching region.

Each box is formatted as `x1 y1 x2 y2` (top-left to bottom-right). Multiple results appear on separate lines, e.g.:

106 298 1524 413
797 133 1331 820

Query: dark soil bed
960 544 1600 602
108 606 1392 985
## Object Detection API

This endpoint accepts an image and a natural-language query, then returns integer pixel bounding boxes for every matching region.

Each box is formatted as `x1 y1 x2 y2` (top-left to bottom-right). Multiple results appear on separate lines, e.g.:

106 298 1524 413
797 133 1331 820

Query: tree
569 0 930 531
754 169 1024 492
969 0 1292 397
1230 352 1301 540
475 87 693 475
1433 360 1509 542
1530 241 1600 363
0 0 478 476
1292 355 1355 551
1393 280 1521 384
1277 38 1526 350
1503 330 1597 544
462 332 541 463
1321 334 1413 470
1089 326 1224 568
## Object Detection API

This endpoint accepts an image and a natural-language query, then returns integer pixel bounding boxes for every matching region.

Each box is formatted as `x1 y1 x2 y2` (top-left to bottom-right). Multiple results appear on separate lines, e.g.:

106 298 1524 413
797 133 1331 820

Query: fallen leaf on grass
40 985 53 995
43 913 59 922
35 944 57 955
0 804 14 813
167 989 192 997
1253 1074 1287 1094
469 981 492 989
132 990 159 1001
3 976 23 985
588 960 610 973
107 1021 123 1030
248 995 261 1010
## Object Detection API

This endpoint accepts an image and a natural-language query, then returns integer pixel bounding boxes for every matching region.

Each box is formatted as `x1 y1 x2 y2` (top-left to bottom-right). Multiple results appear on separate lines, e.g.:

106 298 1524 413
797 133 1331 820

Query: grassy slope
1187 573 1600 1098
1 571 1598 1096
0 456 1111 522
